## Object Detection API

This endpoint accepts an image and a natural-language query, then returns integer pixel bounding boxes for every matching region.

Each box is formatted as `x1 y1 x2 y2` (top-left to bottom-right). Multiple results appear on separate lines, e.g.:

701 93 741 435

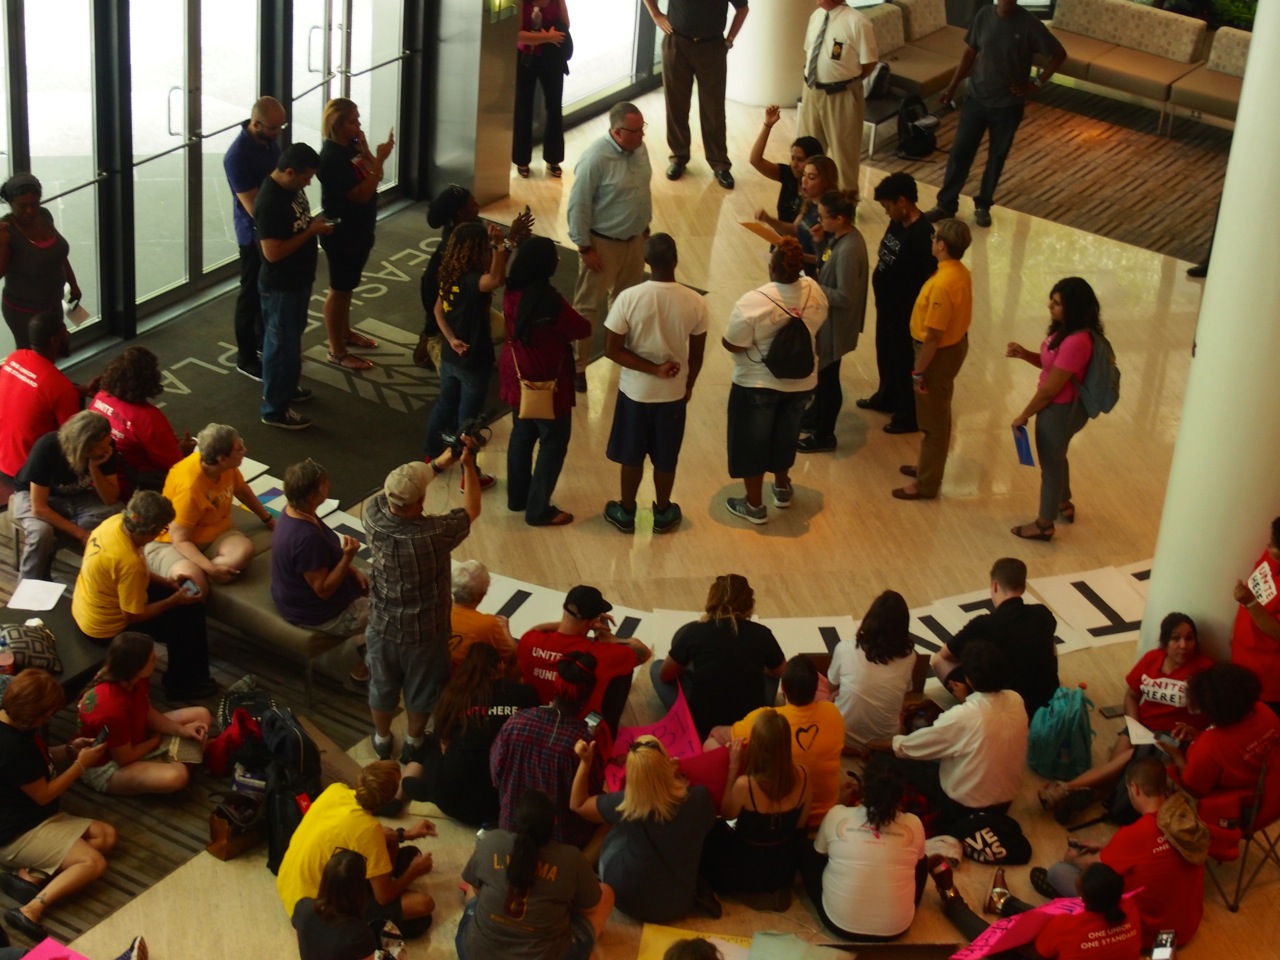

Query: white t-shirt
828 640 915 747
814 805 924 937
724 278 828 393
603 280 711 403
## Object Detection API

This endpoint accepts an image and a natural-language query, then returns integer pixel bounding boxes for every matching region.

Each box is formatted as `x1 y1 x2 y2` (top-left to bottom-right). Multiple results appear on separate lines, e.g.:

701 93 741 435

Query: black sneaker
604 500 636 533
291 387 313 403
924 206 955 223
797 434 836 453
715 169 735 190
236 363 263 382
973 207 992 228
261 409 313 430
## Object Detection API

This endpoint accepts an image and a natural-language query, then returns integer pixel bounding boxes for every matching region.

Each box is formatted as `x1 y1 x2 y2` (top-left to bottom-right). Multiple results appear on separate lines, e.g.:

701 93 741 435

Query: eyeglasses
618 123 647 134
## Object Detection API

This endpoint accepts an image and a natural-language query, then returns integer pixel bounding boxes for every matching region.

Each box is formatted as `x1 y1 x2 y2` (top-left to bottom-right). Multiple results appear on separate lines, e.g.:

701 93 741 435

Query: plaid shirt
364 495 470 646
490 706 596 848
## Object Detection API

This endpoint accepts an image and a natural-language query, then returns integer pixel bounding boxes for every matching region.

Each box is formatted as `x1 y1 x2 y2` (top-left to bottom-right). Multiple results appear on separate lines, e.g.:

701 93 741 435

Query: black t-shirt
669 619 786 739
776 162 802 224
438 271 495 372
14 430 118 494
872 215 936 323
419 223 456 317
947 597 1060 716
318 140 378 239
0 722 58 845
667 0 747 40
291 898 377 960
254 175 318 292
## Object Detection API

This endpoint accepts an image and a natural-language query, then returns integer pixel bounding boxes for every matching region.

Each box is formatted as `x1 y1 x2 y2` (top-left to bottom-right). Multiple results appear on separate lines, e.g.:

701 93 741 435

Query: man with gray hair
146 423 275 594
363 440 481 763
449 559 515 668
567 101 653 393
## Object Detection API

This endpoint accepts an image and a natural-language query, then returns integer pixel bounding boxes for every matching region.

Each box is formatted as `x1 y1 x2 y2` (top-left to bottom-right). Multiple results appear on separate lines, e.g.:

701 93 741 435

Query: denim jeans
726 384 813 479
259 282 312 420
10 490 119 580
507 411 572 524
1034 399 1088 521
935 98 1026 213
423 361 491 459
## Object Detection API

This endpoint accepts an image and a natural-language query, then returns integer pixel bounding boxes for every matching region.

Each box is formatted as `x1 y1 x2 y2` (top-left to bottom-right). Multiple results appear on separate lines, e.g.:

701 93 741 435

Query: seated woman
650 574 785 740
90 346 195 496
0 669 117 942
10 410 121 581
1039 612 1213 822
400 643 538 825
458 789 613 960
271 459 369 682
449 559 516 668
570 734 717 923
802 771 925 941
292 849 378 960
705 709 810 908
72 490 213 701
76 632 211 795
828 590 917 747
1230 516 1280 713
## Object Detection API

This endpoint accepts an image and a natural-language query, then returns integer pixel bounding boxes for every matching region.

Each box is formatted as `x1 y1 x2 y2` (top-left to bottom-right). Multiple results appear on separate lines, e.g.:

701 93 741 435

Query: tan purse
512 349 558 420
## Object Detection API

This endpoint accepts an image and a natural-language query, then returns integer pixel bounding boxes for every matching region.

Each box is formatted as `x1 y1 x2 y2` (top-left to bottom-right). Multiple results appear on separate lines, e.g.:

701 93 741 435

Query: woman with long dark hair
458 789 612 960
1007 277 1104 541
747 107 823 224
498 237 589 526
292 848 377 960
828 591 916 747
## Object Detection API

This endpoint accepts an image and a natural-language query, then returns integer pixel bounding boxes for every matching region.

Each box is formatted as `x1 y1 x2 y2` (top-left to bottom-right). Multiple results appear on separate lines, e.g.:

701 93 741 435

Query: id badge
830 40 844 61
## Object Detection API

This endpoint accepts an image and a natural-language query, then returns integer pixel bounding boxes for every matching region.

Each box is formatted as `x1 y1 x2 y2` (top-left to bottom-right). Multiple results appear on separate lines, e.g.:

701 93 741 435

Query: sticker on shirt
830 40 843 61
1138 673 1187 708
1248 560 1277 606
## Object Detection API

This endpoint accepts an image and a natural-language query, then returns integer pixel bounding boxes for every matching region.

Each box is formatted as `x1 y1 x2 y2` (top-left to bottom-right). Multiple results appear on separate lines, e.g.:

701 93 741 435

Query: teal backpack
1027 686 1095 781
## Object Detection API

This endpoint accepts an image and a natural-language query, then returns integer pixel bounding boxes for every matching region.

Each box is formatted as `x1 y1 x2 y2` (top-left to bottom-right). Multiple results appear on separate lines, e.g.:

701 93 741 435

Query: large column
726 0 807 108
1139 2 1280 659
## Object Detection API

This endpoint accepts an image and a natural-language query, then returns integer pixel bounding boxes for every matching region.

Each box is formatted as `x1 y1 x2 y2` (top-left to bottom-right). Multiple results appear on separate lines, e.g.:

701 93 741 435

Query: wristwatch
396 827 406 843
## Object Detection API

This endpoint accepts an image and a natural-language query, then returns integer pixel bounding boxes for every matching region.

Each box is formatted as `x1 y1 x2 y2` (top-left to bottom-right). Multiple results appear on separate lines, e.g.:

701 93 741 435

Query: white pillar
726 0 807 107
1139 1 1280 659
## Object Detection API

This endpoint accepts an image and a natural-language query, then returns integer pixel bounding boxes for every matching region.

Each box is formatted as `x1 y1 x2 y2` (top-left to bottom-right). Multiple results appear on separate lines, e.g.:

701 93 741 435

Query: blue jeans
259 282 312 419
423 361 491 459
935 98 1026 212
1034 399 1088 521
726 384 812 479
507 411 572 524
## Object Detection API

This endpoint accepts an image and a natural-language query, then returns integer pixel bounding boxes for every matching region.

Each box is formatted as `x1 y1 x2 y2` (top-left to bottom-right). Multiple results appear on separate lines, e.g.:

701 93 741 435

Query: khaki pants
912 336 968 497
570 234 646 373
797 81 866 195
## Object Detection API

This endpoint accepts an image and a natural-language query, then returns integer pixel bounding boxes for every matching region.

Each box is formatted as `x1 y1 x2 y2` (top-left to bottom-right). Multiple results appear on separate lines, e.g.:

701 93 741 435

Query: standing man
798 0 877 194
254 143 332 430
602 234 708 535
644 0 749 189
363 443 481 765
860 173 936 435
925 0 1065 228
223 96 286 381
567 102 652 394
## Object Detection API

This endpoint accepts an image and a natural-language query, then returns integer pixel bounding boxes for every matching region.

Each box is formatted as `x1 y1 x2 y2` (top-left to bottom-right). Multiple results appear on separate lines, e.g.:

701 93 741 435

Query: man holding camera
364 440 481 764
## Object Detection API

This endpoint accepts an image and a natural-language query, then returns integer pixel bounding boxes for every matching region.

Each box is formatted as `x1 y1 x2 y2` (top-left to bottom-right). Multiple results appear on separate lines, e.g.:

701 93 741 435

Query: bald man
223 96 287 381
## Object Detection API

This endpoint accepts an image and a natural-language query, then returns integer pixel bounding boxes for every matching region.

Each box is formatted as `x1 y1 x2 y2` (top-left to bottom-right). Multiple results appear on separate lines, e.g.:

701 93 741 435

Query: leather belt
590 229 640 243
810 79 853 93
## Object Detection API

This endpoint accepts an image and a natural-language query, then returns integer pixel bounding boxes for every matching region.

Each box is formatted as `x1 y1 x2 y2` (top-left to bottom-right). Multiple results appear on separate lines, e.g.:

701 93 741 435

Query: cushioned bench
1166 26 1248 134
0 594 108 701
864 1 955 99
894 0 970 63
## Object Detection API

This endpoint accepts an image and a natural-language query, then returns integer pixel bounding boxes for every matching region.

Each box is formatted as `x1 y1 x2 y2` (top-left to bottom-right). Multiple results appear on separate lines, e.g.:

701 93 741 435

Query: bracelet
430 461 444 475
911 371 925 382
396 827 405 843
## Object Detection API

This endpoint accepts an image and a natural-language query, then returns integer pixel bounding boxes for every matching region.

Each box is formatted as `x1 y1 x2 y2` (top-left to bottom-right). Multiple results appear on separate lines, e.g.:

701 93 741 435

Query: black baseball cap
564 585 612 620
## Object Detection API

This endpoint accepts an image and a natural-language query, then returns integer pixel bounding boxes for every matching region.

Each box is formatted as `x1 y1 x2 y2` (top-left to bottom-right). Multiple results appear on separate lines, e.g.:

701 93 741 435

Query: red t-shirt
1100 812 1204 949
90 391 185 492
77 680 152 765
1232 549 1280 702
0 349 80 477
516 629 639 718
1033 898 1141 960
1124 647 1214 734
1178 703 1280 797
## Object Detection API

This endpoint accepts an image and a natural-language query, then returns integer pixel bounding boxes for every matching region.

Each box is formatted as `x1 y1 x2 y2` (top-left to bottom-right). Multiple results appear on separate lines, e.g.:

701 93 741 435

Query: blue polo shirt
223 122 282 247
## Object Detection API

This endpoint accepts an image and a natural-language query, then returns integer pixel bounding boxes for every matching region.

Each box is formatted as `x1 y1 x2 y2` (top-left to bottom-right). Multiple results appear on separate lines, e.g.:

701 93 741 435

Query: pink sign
604 688 728 806
24 938 92 960
951 890 1142 960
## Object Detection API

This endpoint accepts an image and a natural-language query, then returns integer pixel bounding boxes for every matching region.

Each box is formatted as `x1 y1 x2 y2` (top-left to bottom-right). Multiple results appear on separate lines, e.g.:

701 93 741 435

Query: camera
1151 931 1175 960
440 414 495 457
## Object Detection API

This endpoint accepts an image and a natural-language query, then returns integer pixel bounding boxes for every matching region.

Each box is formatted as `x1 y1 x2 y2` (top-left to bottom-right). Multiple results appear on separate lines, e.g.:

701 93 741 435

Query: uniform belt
810 79 853 93
590 229 640 243
675 34 721 43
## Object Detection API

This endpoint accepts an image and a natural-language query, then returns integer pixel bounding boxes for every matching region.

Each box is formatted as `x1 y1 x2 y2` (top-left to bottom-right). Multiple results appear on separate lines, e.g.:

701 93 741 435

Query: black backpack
896 95 937 159
260 708 323 874
758 290 815 380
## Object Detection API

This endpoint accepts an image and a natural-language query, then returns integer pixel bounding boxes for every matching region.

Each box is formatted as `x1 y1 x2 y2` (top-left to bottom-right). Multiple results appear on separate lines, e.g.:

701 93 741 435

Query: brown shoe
928 854 958 902
899 465 918 478
983 867 1010 916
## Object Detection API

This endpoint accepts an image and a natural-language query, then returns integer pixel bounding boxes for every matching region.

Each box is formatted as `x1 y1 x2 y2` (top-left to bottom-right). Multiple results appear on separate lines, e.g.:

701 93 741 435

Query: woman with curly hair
422 221 513 487
828 591 917 747
721 237 828 524
90 346 195 496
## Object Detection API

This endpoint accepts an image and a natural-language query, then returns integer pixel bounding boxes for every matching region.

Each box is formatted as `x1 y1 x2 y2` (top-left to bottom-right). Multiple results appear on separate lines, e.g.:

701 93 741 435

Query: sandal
344 331 379 349
1059 501 1076 524
529 509 573 527
328 351 374 371
547 163 562 178
516 165 531 179
1012 519 1055 541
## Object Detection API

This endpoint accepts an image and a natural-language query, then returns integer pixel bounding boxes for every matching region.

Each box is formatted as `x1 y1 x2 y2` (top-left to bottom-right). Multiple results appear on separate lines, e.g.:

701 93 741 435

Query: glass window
563 1 640 108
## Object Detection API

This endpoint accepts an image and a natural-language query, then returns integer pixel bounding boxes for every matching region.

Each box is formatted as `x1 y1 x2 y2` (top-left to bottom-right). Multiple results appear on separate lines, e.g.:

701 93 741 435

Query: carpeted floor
873 83 1229 262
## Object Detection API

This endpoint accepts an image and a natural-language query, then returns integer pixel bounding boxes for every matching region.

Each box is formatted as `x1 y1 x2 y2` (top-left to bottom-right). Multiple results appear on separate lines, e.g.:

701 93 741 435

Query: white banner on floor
756 615 856 660
1028 566 1145 651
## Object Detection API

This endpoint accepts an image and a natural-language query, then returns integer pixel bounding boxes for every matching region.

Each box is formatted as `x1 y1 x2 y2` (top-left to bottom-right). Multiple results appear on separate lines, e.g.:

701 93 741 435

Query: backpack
896 95 937 159
1075 330 1121 418
951 811 1033 864
862 61 891 99
214 684 277 733
758 290 815 380
1027 686 1095 781
260 707 323 874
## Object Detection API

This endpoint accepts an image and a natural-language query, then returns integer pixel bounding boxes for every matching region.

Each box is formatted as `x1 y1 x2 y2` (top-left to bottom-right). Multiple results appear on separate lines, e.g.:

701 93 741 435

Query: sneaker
652 501 682 533
291 386 313 403
796 434 836 453
974 207 992 228
770 483 793 509
236 363 263 382
604 500 636 533
261 409 312 430
370 733 393 761
459 472 496 492
400 738 427 765
924 206 955 223
726 496 768 525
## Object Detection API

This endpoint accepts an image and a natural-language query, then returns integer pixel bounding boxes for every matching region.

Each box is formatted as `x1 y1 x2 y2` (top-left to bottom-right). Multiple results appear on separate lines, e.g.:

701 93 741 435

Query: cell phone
92 725 109 746
1151 930 1176 960
1100 704 1126 719
179 578 201 597
326 217 342 226
584 712 604 737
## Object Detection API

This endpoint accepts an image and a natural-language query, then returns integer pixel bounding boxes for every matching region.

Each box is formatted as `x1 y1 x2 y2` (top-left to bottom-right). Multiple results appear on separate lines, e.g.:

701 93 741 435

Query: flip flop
344 331 379 349
328 351 374 371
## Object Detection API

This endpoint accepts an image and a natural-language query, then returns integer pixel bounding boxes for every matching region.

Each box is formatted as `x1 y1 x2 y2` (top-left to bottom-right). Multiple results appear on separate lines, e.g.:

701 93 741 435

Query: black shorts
321 232 375 291
606 393 687 472
726 383 812 478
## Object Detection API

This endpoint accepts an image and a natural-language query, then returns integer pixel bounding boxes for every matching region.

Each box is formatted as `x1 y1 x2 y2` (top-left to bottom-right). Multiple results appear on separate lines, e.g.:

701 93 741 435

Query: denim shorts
606 393 688 472
726 383 812 478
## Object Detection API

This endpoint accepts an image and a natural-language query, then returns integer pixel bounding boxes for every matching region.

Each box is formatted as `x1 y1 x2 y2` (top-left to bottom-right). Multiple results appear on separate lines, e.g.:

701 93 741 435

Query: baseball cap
383 461 434 509
563 585 612 621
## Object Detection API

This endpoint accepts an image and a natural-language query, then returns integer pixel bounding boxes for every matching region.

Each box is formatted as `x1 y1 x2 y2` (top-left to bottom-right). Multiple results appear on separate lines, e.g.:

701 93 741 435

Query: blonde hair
354 760 400 810
702 574 754 635
616 736 687 823
58 410 112 474
934 218 972 259
321 97 358 142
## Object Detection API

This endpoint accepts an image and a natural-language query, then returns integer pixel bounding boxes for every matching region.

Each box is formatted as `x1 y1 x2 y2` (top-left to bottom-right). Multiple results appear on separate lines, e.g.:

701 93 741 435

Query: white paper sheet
7 579 67 610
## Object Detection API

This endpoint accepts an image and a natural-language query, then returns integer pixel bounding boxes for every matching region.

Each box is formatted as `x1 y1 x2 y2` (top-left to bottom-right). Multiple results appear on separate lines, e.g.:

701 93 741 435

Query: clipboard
740 220 785 246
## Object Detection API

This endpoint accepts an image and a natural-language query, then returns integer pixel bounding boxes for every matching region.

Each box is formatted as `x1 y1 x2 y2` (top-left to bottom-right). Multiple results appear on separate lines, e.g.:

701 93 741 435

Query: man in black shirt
931 557 1059 717
253 143 333 430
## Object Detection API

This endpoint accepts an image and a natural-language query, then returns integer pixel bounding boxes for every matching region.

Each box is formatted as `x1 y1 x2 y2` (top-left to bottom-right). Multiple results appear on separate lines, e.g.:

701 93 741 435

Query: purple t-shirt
270 511 362 626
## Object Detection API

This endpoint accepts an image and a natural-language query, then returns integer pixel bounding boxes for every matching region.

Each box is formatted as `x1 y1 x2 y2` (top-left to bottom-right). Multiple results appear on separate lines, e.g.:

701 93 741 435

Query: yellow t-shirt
72 513 150 639
908 259 972 346
275 784 393 917
156 451 240 544
449 605 516 667
731 700 846 827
